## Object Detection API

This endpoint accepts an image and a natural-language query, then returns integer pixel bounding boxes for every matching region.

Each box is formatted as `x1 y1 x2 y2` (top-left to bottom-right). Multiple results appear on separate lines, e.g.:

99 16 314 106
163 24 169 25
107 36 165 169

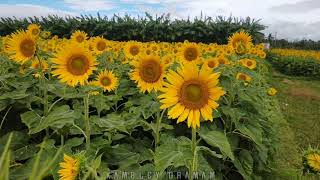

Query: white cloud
64 0 115 11
0 4 77 18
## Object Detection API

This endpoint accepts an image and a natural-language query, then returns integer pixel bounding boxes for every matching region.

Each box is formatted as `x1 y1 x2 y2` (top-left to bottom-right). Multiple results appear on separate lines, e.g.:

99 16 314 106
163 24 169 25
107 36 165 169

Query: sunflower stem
84 94 90 150
36 54 49 136
155 109 165 148
190 128 198 180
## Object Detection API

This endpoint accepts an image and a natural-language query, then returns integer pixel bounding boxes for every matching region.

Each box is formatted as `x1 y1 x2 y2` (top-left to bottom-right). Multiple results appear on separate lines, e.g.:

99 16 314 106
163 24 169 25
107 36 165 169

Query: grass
270 70 320 179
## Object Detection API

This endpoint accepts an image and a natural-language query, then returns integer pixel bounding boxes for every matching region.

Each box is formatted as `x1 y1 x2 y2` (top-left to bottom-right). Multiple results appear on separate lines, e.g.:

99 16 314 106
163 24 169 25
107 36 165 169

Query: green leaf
233 150 253 180
199 128 234 160
92 114 128 133
21 105 76 134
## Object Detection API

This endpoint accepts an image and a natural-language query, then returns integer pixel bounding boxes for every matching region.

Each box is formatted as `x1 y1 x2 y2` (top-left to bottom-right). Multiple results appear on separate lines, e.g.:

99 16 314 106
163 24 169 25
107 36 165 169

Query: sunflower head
303 148 320 173
31 58 49 71
124 41 142 59
41 31 51 39
7 30 36 64
94 70 119 92
51 41 98 86
178 43 201 64
228 30 253 49
58 154 80 180
267 87 277 96
130 55 166 93
27 24 41 37
236 73 252 82
91 37 108 55
158 63 225 129
239 58 257 70
216 55 230 65
204 58 219 69
71 30 88 43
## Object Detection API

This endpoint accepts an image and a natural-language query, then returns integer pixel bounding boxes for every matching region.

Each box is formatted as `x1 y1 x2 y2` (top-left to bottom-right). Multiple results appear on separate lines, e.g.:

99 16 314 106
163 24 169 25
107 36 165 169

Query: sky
0 0 320 41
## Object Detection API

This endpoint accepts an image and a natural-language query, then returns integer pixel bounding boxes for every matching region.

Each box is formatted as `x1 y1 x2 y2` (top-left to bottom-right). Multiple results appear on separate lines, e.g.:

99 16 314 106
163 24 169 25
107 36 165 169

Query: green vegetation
268 54 320 79
270 70 320 179
0 14 265 43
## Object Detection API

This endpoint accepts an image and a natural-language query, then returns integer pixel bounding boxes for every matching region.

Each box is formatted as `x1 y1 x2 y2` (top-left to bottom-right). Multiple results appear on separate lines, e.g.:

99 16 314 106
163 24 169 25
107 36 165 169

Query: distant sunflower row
0 24 270 131
270 48 320 61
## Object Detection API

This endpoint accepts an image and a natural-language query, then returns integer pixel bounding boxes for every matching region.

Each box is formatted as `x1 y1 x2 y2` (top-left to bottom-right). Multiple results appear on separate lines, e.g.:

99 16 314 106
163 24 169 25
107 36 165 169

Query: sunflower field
0 23 283 180
268 48 320 79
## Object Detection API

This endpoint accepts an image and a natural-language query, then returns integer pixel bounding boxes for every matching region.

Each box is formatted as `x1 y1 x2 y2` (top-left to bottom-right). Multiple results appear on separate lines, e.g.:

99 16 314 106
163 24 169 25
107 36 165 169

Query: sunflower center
238 74 247 80
67 55 90 76
218 58 225 64
100 77 111 86
130 46 139 56
246 61 253 66
32 29 39 35
146 49 151 55
184 47 198 61
180 80 208 109
76 35 84 43
139 59 161 83
20 39 35 57
97 41 106 51
208 61 216 68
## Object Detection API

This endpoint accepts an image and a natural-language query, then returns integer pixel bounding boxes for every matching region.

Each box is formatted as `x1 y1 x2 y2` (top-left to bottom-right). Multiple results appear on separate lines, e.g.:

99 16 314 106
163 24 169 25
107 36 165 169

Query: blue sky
0 0 320 40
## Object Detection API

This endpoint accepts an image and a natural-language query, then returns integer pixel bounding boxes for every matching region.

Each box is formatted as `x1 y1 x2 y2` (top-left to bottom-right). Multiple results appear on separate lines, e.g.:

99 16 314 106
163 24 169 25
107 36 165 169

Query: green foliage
0 13 265 43
268 53 320 79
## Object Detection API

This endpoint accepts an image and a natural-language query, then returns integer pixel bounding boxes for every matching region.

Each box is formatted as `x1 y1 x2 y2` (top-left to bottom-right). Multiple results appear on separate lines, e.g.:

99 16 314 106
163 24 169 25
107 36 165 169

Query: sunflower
178 43 201 64
130 55 166 93
27 24 41 37
31 58 49 72
7 30 36 64
161 54 174 66
124 41 142 59
41 31 51 39
216 55 230 65
228 30 253 49
267 87 277 96
94 70 118 92
306 152 320 172
71 30 88 43
239 59 256 69
51 42 98 86
158 63 225 129
91 37 108 55
258 51 266 59
236 73 252 82
58 154 80 180
204 58 219 69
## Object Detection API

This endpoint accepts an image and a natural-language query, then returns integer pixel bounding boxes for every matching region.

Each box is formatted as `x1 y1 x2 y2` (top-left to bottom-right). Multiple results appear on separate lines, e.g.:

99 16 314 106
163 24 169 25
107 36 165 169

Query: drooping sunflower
51 42 98 86
228 30 253 49
178 43 201 64
204 58 219 69
27 24 41 37
94 70 118 92
124 41 142 59
130 55 166 93
71 30 88 43
91 37 108 55
239 58 257 70
58 154 80 180
236 73 252 82
7 30 36 64
158 63 226 129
